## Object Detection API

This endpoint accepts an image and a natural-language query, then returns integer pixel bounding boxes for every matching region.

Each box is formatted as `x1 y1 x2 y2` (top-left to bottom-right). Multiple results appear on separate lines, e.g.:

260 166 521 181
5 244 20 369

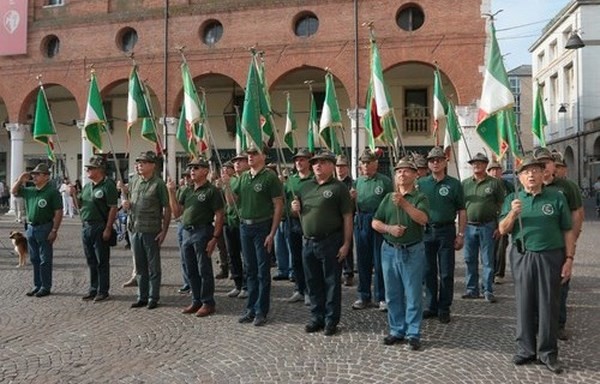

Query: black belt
183 223 212 231
384 239 421 249
83 220 103 225
240 216 272 225
303 230 341 242
29 221 52 226
429 221 455 228
467 221 493 226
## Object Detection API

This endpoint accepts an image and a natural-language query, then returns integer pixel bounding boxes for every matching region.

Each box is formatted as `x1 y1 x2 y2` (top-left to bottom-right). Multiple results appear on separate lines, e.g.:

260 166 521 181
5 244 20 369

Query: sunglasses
187 166 201 170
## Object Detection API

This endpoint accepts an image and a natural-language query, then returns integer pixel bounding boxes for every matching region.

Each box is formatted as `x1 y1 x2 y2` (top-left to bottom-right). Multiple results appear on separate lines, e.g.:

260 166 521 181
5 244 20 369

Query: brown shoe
195 304 215 317
122 278 137 288
182 303 202 314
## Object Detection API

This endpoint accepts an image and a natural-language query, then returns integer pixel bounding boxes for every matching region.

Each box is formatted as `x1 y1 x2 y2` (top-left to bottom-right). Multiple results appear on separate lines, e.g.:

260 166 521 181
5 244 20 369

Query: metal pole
163 0 169 177
353 0 360 177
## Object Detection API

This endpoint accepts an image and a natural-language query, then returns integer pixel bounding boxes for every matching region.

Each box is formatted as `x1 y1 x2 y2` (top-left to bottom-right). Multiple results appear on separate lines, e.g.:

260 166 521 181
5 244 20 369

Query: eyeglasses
188 166 201 170
428 158 445 163
519 167 542 175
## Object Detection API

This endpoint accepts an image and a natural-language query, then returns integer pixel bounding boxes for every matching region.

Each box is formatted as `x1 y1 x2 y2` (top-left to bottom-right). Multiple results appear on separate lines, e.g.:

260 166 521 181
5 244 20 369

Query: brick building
0 0 486 188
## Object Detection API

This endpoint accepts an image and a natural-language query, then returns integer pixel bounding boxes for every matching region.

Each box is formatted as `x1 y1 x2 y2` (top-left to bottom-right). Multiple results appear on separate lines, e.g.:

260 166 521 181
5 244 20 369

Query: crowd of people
12 144 583 375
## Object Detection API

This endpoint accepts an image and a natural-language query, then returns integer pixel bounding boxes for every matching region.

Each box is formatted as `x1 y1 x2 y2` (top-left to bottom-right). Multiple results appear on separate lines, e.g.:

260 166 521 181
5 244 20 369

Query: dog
9 231 28 267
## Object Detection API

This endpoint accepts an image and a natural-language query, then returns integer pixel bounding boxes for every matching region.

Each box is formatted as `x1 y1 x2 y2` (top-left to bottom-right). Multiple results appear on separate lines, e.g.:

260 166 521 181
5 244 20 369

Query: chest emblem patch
94 190 104 199
38 199 47 208
439 186 449 196
374 186 383 195
197 193 206 202
323 190 333 199
254 183 263 192
541 204 554 216
484 187 492 194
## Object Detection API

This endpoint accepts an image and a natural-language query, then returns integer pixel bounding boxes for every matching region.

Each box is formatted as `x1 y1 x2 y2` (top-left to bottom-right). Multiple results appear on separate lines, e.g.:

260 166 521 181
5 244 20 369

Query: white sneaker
304 295 311 306
227 288 241 298
237 289 248 299
287 291 304 303
379 301 388 312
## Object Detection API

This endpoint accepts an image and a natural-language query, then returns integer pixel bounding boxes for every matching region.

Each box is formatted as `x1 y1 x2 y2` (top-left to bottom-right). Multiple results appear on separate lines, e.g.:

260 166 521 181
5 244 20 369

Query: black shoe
289 276 296 283
557 328 569 341
407 338 421 351
178 286 190 294
35 289 51 298
93 293 109 302
439 313 451 324
305 323 324 333
513 355 536 366
461 292 481 299
238 312 255 324
26 288 40 297
130 300 148 308
253 315 267 327
383 334 405 345
540 359 563 374
82 292 97 301
422 310 437 319
272 274 288 281
324 325 338 336
147 300 158 309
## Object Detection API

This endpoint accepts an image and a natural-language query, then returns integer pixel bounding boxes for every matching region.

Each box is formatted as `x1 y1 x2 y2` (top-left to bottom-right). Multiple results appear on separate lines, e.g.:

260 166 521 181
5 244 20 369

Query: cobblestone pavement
1 206 599 384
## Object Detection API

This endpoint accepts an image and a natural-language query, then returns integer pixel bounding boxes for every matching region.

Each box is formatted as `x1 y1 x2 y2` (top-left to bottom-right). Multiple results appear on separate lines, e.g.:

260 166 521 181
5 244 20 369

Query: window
537 52 545 68
403 88 429 134
396 5 425 32
117 27 138 52
41 35 60 58
202 20 223 46
46 0 64 5
509 77 520 94
294 13 319 38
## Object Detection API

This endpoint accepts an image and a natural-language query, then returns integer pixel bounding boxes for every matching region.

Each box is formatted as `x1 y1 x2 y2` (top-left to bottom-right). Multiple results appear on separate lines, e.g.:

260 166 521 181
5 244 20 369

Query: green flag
235 106 247 154
256 57 274 141
443 101 461 151
33 87 56 162
141 118 158 146
532 85 547 147
283 93 297 151
197 94 211 158
127 65 151 137
176 104 197 157
318 72 342 154
241 57 263 151
498 108 522 160
307 93 318 153
83 72 106 152
433 67 449 144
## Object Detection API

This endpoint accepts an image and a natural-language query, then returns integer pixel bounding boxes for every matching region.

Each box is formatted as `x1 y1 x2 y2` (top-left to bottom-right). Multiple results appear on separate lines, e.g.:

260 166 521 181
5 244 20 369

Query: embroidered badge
94 190 104 199
38 199 47 208
323 190 333 199
485 187 492 194
197 193 206 202
439 186 449 196
541 203 554 216
254 183 263 192
375 186 383 195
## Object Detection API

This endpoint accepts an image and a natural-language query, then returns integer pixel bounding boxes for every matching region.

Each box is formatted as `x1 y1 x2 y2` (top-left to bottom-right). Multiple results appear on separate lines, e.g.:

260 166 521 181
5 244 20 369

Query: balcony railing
402 107 430 135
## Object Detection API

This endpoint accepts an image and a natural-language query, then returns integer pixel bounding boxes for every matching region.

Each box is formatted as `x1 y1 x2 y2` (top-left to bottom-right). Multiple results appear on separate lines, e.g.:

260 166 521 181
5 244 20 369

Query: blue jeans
288 217 306 294
224 225 245 290
82 222 111 295
463 221 496 295
182 225 215 306
423 225 455 315
26 222 54 291
131 232 162 302
177 222 190 288
240 220 272 317
274 221 291 278
355 212 385 302
302 231 343 327
381 241 425 340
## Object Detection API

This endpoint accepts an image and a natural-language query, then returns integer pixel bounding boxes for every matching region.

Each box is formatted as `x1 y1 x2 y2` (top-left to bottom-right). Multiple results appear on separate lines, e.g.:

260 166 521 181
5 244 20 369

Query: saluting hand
166 177 176 192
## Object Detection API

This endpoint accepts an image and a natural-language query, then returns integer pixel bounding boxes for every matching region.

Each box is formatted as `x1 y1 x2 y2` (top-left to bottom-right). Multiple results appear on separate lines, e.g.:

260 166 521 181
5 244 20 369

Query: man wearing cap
499 155 575 374
417 146 466 323
552 151 568 179
352 148 393 311
534 147 583 341
223 144 283 326
167 158 224 317
413 154 429 179
335 154 355 287
486 161 514 285
284 148 313 304
77 156 119 302
11 163 63 297
372 157 429 350
291 150 353 336
175 170 192 294
121 151 171 309
461 152 505 302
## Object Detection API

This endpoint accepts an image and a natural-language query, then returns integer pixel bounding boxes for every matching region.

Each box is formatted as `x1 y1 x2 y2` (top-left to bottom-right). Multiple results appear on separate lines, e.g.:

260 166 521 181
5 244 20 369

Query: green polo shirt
354 172 393 213
225 176 240 227
500 188 571 251
178 181 224 226
545 177 582 211
232 167 283 220
374 190 429 245
297 175 353 237
129 174 169 233
80 177 119 222
462 175 505 223
502 179 515 196
417 175 464 224
285 172 313 218
18 182 62 224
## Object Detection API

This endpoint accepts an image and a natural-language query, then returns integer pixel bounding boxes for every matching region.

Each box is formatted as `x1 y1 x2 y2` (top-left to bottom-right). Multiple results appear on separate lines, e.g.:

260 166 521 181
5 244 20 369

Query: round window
117 27 138 52
396 5 425 32
294 13 319 38
202 20 223 46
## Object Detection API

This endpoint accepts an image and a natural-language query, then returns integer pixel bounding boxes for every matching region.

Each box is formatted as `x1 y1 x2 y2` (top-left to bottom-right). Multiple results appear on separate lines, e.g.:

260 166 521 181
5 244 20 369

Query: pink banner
0 0 28 56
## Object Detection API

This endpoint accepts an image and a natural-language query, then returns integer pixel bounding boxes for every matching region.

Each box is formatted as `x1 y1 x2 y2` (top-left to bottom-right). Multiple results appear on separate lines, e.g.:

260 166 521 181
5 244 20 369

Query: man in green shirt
372 157 429 350
351 148 393 311
499 155 575 374
167 158 224 318
223 144 283 326
122 151 171 309
291 150 353 336
78 156 118 302
11 163 63 298
461 153 505 302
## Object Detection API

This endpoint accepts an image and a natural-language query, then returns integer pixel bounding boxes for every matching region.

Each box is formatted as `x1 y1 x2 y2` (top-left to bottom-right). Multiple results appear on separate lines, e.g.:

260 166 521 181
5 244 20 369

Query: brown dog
9 231 28 267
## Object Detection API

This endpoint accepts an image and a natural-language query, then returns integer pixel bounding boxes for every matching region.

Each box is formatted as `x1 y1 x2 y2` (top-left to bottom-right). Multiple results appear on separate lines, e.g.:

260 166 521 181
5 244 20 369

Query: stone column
78 119 93 186
5 123 27 215
162 116 178 179
346 108 366 179
455 105 480 181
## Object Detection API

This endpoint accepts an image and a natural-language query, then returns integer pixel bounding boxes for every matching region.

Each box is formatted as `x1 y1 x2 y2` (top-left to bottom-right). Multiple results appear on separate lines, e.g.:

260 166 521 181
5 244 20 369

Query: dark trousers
177 223 190 288
288 218 306 294
26 222 54 292
224 224 245 290
240 221 272 317
494 234 509 278
343 237 354 278
355 212 385 302
511 247 563 363
82 222 111 295
423 225 455 315
182 225 215 306
302 232 343 328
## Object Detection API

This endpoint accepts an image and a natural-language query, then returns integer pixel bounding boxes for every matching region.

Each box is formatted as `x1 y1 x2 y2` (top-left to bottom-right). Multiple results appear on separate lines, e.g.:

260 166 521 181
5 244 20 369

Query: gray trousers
131 232 162 302
510 246 563 363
